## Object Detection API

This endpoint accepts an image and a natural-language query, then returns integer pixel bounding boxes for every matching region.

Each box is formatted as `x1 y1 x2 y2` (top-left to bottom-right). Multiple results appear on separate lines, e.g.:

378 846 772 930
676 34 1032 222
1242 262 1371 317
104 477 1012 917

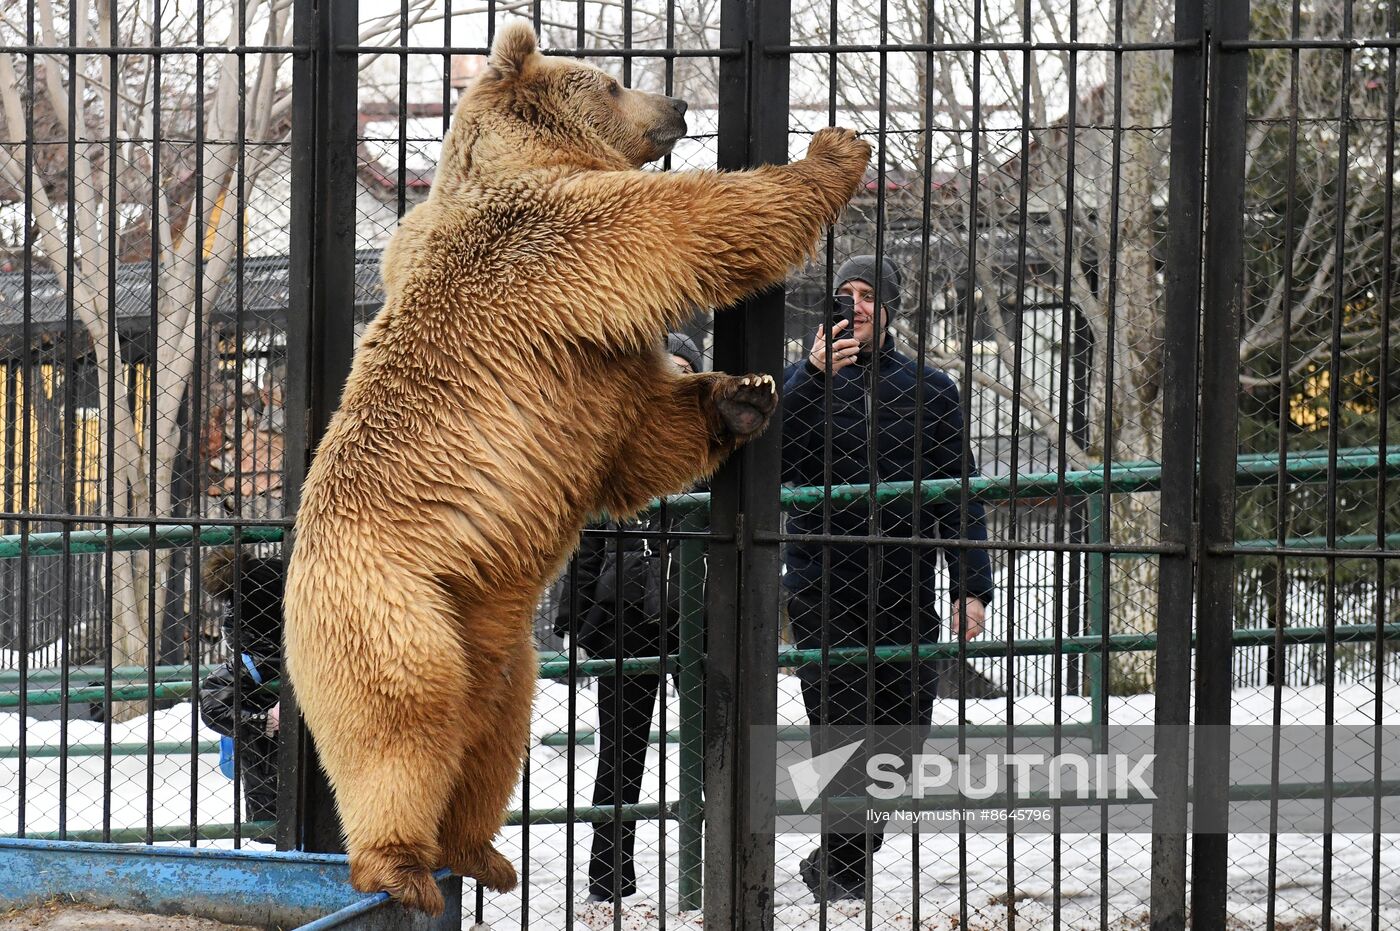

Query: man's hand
949 598 986 641
807 320 862 375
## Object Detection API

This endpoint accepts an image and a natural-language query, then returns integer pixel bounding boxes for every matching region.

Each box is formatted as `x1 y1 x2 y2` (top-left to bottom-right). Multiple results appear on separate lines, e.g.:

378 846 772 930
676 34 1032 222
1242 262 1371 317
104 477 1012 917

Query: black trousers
239 730 279 831
589 673 665 900
789 590 938 888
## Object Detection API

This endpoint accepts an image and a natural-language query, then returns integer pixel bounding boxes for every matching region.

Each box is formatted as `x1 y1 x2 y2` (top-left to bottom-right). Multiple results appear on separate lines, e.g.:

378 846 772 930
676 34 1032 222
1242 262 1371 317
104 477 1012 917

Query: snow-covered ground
4 675 1399 929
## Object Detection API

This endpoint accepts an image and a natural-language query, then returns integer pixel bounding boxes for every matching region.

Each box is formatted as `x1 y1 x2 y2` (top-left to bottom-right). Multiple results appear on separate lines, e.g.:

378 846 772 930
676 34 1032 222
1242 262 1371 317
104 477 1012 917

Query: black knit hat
834 254 902 311
666 332 704 373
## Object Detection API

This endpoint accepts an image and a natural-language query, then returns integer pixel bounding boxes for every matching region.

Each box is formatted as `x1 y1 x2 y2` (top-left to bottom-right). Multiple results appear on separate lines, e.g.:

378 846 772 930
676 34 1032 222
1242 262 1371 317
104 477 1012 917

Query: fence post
277 0 361 857
1149 0 1208 921
677 513 705 911
704 0 789 927
1086 496 1106 751
1192 0 1249 920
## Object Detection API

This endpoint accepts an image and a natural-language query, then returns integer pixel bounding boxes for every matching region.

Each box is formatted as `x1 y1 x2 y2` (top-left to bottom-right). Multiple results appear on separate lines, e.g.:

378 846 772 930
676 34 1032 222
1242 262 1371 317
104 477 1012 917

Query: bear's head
442 20 689 179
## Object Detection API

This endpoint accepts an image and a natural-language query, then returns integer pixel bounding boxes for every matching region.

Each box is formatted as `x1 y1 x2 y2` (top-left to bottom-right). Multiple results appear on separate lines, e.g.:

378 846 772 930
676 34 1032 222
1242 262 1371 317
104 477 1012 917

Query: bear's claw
717 373 778 437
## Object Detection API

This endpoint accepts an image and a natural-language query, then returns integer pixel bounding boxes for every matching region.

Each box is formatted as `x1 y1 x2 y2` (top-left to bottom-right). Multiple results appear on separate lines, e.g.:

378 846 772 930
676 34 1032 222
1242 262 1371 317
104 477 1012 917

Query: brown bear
283 18 870 915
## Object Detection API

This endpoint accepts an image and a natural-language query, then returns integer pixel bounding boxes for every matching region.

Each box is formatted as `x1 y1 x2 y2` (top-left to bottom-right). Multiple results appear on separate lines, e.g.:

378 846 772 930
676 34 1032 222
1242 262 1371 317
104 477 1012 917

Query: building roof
0 251 385 354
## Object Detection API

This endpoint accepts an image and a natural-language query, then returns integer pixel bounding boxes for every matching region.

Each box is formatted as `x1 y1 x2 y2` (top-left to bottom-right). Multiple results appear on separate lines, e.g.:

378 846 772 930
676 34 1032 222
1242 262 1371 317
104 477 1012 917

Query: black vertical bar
1050 4 1080 920
1370 0 1396 923
17 0 36 840
958 3 986 926
563 546 579 923
1002 0 1036 911
912 8 940 927
442 0 453 136
191 0 210 848
59 0 79 843
865 0 890 917
397 0 409 220
1267 0 1305 918
278 0 315 852
1191 0 1248 919
658 0 677 922
1148 0 1207 921
815 2 839 926
1319 0 1356 920
562 6 584 925
277 0 358 856
611 525 624 926
612 6 636 919
234 0 253 847
1099 0 1128 913
2 365 13 642
814 1 839 926
146 0 164 847
705 0 788 927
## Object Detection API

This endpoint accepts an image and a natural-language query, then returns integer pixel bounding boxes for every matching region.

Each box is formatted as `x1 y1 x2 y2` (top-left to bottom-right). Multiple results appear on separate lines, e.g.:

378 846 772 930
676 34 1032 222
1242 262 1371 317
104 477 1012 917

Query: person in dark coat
781 255 995 901
198 549 285 841
555 332 705 904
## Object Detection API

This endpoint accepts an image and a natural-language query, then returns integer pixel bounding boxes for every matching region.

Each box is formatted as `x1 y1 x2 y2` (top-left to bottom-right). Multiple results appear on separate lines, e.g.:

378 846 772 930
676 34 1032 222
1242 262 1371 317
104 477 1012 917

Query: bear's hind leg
348 844 446 916
329 655 476 915
437 764 521 893
436 626 537 893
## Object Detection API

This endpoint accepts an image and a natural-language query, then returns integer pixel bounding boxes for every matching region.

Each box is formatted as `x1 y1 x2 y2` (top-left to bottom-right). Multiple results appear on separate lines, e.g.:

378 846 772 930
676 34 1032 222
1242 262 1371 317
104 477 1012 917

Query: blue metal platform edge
0 838 462 930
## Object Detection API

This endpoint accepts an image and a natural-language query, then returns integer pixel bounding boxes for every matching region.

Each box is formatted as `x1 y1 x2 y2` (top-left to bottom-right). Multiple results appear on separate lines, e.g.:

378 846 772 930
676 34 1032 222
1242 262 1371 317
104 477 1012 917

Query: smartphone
830 293 856 340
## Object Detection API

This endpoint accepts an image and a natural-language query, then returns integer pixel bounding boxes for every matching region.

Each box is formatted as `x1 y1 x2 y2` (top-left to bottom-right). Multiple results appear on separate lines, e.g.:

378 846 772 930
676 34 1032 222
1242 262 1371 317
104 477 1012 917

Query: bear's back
295 281 671 589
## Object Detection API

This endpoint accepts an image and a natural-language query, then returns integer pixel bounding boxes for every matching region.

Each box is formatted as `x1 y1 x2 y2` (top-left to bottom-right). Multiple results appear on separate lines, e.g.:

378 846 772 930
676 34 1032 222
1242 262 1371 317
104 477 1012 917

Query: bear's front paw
807 127 872 176
715 374 779 439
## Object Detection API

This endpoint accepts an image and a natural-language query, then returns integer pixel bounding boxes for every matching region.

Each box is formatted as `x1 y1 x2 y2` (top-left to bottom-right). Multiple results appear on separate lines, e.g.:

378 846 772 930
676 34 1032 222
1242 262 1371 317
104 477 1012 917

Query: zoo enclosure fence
0 0 1398 927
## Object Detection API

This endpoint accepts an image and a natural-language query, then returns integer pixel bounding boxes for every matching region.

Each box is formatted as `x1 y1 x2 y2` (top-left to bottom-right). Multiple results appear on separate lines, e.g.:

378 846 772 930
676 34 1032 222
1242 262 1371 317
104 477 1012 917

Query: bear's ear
488 19 538 78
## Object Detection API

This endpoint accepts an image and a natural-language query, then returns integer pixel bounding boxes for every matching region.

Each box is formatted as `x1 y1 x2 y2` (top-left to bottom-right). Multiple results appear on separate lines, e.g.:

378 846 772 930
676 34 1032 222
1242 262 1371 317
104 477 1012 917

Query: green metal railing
0 524 284 560
0 740 222 760
2 445 1393 558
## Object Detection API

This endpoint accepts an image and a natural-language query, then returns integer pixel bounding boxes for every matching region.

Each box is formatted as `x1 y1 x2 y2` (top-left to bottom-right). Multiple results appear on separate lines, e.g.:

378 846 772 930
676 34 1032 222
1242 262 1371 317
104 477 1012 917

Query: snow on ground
4 676 1399 929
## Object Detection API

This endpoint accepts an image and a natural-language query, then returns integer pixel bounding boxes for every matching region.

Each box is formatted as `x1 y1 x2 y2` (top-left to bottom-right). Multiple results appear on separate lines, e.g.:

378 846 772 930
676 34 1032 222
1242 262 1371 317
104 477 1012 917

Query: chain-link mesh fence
1 0 1398 927
0 0 296 849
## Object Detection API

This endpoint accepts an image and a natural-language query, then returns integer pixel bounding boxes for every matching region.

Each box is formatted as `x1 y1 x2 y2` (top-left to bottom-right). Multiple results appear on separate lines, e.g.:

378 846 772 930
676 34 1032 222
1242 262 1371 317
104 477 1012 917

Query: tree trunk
1100 46 1169 694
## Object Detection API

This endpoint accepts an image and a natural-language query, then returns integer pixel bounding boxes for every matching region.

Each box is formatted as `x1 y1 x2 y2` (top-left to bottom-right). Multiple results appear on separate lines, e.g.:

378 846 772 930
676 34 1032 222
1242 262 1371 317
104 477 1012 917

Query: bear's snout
647 107 689 158
654 95 688 136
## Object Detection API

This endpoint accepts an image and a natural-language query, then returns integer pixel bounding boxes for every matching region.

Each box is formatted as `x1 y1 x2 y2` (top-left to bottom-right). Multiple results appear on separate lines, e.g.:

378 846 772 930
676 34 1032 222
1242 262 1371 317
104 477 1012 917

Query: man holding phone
780 255 995 902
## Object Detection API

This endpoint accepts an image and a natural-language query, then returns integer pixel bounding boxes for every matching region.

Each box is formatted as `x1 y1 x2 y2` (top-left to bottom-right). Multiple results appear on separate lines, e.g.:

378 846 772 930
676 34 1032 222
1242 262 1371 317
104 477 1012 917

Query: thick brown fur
283 18 870 915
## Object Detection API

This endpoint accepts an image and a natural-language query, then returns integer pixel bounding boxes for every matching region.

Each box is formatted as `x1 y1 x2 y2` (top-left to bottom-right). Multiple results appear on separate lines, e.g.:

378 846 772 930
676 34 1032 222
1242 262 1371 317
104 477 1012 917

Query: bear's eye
608 80 622 98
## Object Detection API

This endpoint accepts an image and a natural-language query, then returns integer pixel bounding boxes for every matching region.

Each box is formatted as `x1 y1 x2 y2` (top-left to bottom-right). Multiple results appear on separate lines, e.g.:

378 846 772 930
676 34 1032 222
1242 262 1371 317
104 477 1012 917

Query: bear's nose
669 97 688 117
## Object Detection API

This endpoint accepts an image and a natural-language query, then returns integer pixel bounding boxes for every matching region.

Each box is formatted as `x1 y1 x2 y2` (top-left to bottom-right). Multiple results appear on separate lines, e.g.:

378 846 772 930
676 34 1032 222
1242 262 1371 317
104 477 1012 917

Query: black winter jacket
199 649 279 824
554 510 688 663
197 552 285 827
199 652 280 740
781 335 995 640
